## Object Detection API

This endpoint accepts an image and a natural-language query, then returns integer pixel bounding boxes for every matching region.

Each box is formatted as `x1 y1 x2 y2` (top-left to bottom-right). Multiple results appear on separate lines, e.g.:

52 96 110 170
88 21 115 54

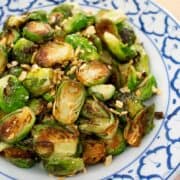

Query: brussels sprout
65 34 99 61
81 99 110 119
63 13 95 34
43 155 84 176
13 38 37 64
53 80 86 125
3 146 37 168
88 84 115 101
96 9 126 23
23 21 54 43
27 10 48 22
0 45 7 74
0 29 20 49
0 75 29 113
116 21 136 45
51 3 73 19
82 140 106 165
35 41 74 67
136 74 157 101
23 67 53 97
127 65 139 91
9 66 23 77
32 124 79 157
79 114 119 139
124 104 155 146
89 34 102 53
104 129 126 155
125 97 144 118
0 107 35 144
4 15 27 29
28 98 46 115
103 32 137 62
76 61 110 86
134 44 150 74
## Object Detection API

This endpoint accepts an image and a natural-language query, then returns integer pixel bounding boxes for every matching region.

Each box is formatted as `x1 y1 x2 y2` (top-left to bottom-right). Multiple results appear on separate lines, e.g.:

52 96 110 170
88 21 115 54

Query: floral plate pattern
0 0 179 180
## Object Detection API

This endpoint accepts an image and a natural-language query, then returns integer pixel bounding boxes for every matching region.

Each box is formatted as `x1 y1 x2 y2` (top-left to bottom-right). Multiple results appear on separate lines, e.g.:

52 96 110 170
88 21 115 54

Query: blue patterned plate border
0 0 179 179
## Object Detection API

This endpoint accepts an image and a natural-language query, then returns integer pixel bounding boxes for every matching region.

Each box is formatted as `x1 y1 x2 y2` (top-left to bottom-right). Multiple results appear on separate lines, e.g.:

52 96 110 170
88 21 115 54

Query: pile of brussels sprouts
0 3 159 177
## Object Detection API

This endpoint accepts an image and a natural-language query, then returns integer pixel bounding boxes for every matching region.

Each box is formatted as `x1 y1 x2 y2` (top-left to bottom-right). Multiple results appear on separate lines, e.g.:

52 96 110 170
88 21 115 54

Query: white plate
0 0 179 179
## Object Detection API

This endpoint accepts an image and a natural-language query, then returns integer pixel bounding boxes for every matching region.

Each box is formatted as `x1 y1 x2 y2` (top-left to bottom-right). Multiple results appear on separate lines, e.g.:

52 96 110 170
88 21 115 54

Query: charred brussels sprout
76 61 111 86
35 41 74 67
82 140 106 165
23 67 53 97
81 99 110 119
104 129 126 155
116 21 136 45
103 32 137 62
5 15 27 29
79 114 119 139
65 34 99 61
136 74 157 101
0 107 35 144
27 10 48 22
32 124 79 157
3 146 37 168
0 45 7 74
0 75 29 113
88 84 115 101
28 98 46 115
63 13 95 34
23 21 53 43
53 80 86 125
124 104 155 146
43 155 84 176
13 38 37 64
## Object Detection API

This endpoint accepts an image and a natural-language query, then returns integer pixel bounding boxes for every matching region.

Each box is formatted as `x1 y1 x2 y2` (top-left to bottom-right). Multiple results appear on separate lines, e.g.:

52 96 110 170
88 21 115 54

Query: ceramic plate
0 0 179 179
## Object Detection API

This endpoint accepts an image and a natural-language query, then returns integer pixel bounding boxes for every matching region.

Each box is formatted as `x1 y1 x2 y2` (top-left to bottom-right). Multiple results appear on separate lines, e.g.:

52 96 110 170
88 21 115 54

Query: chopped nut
47 102 53 109
152 86 161 95
32 64 39 69
115 100 123 108
83 167 87 174
66 66 77 75
21 64 31 71
83 25 96 37
120 86 130 93
104 155 112 167
135 90 141 96
18 71 27 81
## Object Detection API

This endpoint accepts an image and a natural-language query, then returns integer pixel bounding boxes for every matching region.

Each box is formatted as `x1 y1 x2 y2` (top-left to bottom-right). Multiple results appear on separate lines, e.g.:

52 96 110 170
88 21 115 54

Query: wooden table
155 0 180 20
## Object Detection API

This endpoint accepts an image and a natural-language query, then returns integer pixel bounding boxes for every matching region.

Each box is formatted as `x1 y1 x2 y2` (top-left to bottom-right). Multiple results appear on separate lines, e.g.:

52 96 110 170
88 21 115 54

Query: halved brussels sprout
76 61 111 86
136 74 157 101
43 155 84 176
23 67 53 97
32 124 79 157
35 41 74 67
0 45 7 74
3 146 37 168
63 13 95 34
81 99 110 119
96 9 126 23
125 97 144 118
0 75 29 113
82 139 106 165
103 31 137 62
65 34 99 61
53 80 86 125
124 104 155 146
104 129 126 155
79 114 119 139
134 44 150 74
4 15 27 29
28 98 46 115
27 10 48 22
13 38 37 64
0 29 20 49
0 107 35 144
88 84 115 101
23 21 53 43
116 21 136 45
